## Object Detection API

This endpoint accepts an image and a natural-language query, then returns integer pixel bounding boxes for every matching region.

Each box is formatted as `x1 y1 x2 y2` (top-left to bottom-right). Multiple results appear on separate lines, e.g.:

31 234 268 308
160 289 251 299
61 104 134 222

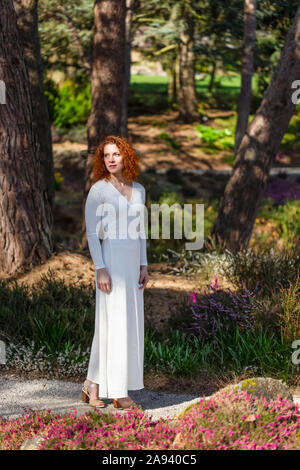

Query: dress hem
86 377 145 398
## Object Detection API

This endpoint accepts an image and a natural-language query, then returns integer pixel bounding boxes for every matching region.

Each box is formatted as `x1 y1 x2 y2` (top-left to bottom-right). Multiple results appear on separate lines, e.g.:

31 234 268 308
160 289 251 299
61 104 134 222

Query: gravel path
1 374 299 423
0 374 206 422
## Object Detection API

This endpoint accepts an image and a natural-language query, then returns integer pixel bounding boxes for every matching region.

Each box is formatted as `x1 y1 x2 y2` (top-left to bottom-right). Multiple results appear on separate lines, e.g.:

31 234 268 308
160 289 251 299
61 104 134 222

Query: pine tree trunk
121 0 134 138
13 0 55 213
167 54 177 104
0 0 53 275
208 60 216 93
210 6 300 253
82 0 126 249
234 0 256 157
177 8 199 123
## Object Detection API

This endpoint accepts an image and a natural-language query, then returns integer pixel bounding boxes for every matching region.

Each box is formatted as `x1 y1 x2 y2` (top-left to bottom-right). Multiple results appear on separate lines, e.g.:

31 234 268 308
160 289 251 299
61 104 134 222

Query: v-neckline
107 179 135 204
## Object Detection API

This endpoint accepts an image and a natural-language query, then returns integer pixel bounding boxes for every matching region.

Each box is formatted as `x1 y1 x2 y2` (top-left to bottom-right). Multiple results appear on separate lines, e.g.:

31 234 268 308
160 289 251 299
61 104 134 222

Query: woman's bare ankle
85 380 98 399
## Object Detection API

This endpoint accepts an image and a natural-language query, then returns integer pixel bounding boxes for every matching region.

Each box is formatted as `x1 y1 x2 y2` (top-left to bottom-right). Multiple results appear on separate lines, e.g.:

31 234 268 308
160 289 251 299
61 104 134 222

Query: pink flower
188 291 197 305
209 276 219 289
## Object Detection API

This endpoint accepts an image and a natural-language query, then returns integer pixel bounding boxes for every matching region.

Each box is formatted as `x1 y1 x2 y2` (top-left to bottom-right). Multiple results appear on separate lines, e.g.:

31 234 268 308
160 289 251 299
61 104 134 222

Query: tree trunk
208 60 216 93
121 0 134 138
177 8 199 123
167 54 177 104
210 6 300 253
13 0 55 214
0 0 53 275
81 0 126 249
234 0 257 157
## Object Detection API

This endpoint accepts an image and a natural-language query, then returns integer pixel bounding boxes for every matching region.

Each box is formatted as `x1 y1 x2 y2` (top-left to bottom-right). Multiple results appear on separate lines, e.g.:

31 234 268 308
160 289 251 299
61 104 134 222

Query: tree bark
177 8 199 123
210 6 300 253
234 0 257 157
208 60 216 93
167 54 177 104
82 0 126 249
0 0 53 275
121 0 134 138
13 0 55 215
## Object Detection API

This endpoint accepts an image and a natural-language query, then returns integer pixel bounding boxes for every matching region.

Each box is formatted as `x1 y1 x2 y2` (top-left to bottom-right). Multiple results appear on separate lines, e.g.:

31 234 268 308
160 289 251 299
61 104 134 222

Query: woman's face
103 143 124 176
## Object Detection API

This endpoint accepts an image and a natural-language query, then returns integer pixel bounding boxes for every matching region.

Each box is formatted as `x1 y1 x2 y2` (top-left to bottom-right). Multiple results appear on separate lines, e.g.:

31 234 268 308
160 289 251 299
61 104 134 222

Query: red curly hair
92 136 141 184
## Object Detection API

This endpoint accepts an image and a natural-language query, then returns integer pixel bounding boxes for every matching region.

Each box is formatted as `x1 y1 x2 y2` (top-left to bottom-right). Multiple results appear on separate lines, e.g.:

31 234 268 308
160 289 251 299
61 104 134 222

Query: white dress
84 178 148 399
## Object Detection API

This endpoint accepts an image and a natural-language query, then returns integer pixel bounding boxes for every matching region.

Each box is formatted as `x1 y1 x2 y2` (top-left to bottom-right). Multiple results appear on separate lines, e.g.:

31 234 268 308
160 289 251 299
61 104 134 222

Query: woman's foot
84 380 98 399
82 379 105 408
113 396 139 409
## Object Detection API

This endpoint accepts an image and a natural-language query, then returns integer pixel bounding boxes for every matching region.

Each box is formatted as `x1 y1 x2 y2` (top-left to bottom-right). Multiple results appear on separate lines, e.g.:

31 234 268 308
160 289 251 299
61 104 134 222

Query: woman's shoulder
134 181 145 192
89 179 108 192
86 179 109 202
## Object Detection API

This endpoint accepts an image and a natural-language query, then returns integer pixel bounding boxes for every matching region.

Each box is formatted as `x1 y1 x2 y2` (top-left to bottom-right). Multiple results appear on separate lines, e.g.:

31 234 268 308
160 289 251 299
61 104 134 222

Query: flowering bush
0 408 175 450
263 177 300 205
2 341 91 377
173 390 300 450
1 391 299 450
186 278 260 341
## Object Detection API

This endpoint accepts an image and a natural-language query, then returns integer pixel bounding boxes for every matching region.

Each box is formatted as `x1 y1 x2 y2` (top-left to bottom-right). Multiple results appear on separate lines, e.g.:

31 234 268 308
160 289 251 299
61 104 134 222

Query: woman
82 135 149 410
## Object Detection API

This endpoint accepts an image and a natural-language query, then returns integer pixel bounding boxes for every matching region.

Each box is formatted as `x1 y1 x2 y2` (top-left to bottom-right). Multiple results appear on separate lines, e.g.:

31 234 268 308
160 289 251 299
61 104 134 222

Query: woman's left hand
138 266 149 289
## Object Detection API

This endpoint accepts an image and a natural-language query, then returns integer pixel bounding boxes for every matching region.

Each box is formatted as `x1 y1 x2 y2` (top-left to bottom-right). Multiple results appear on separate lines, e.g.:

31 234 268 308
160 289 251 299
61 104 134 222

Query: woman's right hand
96 268 112 293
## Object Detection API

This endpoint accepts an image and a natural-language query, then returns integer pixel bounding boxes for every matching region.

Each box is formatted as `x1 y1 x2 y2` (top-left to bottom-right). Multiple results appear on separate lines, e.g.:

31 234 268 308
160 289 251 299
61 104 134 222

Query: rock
20 435 44 450
172 432 184 449
174 377 295 422
213 377 294 403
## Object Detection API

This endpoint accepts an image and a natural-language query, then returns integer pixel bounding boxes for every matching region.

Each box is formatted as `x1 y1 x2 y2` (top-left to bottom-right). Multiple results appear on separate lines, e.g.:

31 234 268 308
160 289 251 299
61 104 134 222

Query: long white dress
84 178 148 399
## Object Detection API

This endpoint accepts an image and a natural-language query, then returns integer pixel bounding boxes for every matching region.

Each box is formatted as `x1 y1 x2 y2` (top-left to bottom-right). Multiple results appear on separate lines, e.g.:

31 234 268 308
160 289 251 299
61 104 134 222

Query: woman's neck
109 173 129 185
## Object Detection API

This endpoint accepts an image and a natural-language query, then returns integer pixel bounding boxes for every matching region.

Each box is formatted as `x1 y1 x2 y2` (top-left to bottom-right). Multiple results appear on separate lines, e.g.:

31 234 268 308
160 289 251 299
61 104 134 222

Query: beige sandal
82 381 105 408
112 398 141 410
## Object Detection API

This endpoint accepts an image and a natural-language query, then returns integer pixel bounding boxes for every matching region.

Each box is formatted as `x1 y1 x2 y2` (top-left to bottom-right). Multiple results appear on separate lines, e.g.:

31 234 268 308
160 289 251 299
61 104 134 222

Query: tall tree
210 5 300 253
234 0 256 156
13 0 55 213
132 0 202 123
0 0 53 274
81 0 126 248
121 0 135 137
177 1 200 123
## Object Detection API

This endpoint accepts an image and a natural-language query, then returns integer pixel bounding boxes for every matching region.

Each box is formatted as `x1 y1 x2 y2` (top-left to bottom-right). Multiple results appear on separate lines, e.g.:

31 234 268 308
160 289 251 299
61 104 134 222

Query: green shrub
52 77 91 128
195 124 234 150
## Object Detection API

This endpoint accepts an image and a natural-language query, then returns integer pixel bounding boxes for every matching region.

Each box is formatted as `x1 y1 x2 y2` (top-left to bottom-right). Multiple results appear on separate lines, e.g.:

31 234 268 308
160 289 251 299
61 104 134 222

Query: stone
20 435 44 450
212 377 294 403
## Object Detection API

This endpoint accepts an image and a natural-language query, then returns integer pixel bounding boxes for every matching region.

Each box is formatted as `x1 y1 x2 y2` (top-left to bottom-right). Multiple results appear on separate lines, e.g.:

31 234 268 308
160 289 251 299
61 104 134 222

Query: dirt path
52 110 300 172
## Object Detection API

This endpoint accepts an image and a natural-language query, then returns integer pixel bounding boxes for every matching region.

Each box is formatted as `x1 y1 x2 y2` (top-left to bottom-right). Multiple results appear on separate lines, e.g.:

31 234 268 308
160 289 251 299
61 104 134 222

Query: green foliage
52 77 91 128
158 132 180 150
257 198 300 246
144 324 297 380
43 76 60 122
54 171 64 190
0 269 95 349
226 244 300 298
195 123 234 150
38 0 94 72
144 328 207 378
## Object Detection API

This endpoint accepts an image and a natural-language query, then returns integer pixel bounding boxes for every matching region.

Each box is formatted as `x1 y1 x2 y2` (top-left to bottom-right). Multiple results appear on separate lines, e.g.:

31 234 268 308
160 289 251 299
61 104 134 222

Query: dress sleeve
85 184 106 270
139 185 148 266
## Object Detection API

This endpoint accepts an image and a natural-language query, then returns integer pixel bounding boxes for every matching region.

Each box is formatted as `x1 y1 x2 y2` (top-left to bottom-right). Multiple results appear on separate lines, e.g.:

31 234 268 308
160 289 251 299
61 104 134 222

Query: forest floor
52 110 300 171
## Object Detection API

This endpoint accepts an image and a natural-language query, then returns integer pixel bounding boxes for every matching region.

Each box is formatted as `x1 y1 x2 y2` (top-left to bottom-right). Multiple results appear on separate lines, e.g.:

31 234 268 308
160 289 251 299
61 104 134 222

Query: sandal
112 398 142 410
82 381 106 408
